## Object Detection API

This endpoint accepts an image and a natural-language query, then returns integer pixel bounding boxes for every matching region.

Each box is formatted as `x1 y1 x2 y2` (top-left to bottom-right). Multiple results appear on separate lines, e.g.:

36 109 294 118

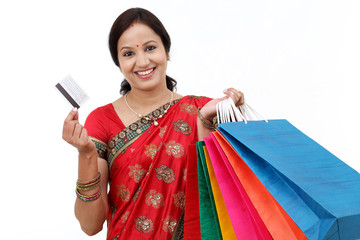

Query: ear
166 52 170 61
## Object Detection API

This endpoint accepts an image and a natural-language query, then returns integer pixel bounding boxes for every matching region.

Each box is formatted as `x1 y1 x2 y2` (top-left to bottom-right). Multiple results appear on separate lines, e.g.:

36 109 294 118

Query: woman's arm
63 109 108 236
74 155 108 236
197 114 213 141
197 88 244 140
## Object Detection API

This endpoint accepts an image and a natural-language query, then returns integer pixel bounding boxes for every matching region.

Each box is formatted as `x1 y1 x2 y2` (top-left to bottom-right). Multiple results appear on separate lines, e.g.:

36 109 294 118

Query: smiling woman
108 8 177 96
61 7 244 240
116 23 169 93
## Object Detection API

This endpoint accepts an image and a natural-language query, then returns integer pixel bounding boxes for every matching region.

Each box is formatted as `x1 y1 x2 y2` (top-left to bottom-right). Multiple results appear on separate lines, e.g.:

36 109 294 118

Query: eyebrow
120 40 158 51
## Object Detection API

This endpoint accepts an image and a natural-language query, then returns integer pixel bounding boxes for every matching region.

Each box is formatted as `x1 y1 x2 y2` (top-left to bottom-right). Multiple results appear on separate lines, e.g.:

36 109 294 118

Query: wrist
199 108 215 121
78 150 99 184
78 147 97 159
78 149 98 168
197 107 217 131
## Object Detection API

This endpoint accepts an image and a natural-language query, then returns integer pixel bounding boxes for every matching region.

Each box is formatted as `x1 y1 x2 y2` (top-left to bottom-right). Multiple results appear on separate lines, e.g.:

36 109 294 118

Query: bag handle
216 97 268 124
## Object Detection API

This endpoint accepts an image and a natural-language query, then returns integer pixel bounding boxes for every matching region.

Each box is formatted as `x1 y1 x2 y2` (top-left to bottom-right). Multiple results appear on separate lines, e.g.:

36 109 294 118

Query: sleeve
84 107 109 160
194 96 212 108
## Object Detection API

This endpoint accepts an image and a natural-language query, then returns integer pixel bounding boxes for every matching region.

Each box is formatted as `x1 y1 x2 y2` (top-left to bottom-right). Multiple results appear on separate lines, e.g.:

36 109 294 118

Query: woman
62 8 244 239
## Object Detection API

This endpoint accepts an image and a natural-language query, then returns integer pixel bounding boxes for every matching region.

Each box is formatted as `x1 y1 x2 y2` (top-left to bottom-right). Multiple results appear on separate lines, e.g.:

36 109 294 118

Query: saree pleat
183 144 201 240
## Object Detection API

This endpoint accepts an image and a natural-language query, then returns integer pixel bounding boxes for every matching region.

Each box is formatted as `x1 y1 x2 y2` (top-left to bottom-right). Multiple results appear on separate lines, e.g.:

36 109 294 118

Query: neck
125 88 172 110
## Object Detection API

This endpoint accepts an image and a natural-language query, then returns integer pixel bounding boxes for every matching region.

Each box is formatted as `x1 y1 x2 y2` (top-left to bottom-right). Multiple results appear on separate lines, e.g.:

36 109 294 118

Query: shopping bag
211 130 307 240
202 144 237 240
196 142 222 240
203 136 273 239
218 120 360 240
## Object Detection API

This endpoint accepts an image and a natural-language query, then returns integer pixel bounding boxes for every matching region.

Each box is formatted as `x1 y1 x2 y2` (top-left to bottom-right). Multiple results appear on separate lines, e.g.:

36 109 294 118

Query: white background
1 0 359 239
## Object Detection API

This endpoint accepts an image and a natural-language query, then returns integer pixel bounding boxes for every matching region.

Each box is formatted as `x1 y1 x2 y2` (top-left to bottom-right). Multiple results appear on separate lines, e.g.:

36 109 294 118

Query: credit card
55 75 89 109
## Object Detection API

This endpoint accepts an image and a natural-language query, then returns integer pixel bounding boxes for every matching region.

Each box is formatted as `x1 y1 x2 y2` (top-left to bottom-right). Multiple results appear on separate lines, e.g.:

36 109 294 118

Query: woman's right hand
62 108 96 155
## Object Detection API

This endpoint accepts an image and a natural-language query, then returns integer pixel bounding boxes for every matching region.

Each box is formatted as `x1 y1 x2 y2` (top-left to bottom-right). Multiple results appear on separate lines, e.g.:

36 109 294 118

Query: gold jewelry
124 91 174 126
197 107 217 131
76 186 101 202
76 172 101 191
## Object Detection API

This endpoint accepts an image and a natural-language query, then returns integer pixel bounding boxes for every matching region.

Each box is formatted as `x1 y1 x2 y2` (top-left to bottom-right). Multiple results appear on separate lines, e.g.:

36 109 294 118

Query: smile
135 67 155 76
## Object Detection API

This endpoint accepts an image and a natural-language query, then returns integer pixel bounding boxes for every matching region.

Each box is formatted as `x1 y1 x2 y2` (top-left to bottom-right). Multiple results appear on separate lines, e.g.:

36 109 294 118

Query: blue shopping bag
218 120 360 240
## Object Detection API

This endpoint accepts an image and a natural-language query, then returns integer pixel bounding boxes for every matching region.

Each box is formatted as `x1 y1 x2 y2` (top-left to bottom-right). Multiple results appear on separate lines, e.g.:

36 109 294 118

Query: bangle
76 186 101 202
76 172 101 191
197 108 216 130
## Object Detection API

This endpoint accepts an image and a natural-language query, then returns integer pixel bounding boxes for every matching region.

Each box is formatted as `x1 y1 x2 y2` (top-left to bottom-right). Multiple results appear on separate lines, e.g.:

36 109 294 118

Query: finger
63 109 80 140
72 123 83 141
64 108 79 123
224 88 239 103
79 127 89 143
223 88 238 98
232 90 244 106
224 88 244 106
63 118 79 141
238 92 245 105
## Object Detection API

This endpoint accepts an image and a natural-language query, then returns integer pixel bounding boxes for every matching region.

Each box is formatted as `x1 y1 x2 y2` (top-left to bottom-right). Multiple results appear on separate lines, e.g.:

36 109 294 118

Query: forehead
117 22 161 47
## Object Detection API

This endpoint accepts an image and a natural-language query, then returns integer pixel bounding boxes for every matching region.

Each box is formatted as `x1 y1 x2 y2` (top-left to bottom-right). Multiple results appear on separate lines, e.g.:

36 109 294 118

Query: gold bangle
197 108 216 130
76 186 101 202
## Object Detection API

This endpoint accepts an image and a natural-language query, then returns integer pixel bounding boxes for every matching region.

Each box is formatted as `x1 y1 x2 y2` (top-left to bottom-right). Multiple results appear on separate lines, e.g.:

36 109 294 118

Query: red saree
84 96 211 240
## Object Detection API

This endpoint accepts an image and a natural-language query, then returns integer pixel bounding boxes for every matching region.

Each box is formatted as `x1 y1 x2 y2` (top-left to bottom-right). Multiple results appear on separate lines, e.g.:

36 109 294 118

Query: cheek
119 60 134 74
154 52 167 65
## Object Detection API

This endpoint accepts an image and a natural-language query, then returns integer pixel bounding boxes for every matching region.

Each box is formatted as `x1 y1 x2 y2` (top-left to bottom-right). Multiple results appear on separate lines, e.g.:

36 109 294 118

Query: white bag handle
216 97 268 124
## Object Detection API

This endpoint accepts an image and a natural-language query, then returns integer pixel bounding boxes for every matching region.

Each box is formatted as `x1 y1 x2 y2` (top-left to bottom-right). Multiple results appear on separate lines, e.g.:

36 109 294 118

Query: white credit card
55 75 89 109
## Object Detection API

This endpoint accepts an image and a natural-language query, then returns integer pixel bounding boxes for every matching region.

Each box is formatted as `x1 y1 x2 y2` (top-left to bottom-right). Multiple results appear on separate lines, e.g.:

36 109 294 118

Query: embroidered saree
84 95 211 240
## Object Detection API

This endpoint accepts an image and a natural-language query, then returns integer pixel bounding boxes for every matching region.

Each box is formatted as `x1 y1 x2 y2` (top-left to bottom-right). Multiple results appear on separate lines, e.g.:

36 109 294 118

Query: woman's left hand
200 88 245 120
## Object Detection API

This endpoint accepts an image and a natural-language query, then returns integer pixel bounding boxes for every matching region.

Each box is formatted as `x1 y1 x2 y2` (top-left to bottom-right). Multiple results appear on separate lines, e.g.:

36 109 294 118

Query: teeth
137 68 154 76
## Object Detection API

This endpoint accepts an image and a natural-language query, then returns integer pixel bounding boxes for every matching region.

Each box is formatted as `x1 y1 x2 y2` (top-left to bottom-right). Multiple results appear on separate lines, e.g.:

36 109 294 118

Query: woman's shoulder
181 95 212 106
85 103 119 129
87 103 114 119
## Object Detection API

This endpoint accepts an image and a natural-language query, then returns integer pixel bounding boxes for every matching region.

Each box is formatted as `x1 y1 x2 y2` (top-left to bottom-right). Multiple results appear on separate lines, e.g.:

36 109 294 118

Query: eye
123 51 134 57
145 46 156 51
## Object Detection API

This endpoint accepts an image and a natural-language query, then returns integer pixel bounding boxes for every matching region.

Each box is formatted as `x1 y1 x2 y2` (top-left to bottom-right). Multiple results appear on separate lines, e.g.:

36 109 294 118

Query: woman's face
117 22 168 92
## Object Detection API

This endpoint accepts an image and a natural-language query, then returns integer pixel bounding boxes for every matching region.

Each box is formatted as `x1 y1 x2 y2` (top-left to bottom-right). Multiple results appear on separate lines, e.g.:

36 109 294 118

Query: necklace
124 91 174 126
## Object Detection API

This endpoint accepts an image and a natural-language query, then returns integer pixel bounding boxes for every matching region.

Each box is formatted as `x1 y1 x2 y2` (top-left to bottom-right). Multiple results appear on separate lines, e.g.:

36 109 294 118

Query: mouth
135 67 156 78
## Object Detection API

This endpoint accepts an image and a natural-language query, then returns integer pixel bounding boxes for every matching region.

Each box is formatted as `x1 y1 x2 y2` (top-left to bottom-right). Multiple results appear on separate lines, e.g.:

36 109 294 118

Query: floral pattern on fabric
134 215 154 234
173 191 185 210
165 140 184 158
146 163 153 176
179 103 197 115
162 216 177 234
128 164 146 183
132 186 142 202
172 119 192 135
89 136 108 159
155 164 175 184
159 126 167 138
121 211 131 224
116 184 131 202
145 189 164 209
85 96 212 239
187 95 205 99
111 235 119 240
144 144 158 160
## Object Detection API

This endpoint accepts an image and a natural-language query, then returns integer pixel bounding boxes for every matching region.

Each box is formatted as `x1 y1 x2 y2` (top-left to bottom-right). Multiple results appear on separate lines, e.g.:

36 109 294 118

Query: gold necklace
124 91 174 126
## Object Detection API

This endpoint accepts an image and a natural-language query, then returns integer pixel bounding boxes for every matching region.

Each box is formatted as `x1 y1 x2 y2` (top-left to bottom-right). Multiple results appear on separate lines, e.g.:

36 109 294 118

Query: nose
136 51 150 68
